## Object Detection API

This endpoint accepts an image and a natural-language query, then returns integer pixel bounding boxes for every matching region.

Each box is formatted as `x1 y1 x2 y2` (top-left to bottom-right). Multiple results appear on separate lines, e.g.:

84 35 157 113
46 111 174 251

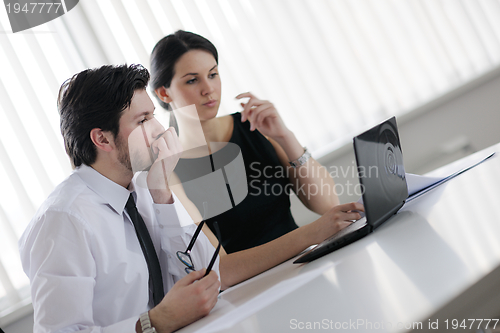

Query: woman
150 30 363 289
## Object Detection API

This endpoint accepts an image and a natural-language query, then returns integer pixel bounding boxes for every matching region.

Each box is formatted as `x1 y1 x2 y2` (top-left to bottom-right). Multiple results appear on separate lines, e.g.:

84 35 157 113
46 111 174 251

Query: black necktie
126 194 164 306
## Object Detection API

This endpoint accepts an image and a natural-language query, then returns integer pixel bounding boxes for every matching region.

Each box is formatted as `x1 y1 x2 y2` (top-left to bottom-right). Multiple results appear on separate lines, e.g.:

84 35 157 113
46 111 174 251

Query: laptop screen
354 117 408 230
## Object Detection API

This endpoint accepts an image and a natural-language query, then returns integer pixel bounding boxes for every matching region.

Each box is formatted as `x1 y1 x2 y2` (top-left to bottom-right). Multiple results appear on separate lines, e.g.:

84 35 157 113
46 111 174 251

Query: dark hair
150 30 218 131
58 64 150 167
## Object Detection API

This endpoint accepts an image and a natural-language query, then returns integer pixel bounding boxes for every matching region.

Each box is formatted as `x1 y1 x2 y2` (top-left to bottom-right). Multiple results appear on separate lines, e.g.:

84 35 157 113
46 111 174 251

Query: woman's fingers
331 202 364 222
339 202 365 213
247 104 274 131
235 92 255 100
236 92 288 137
242 98 267 119
343 211 362 221
236 92 254 121
240 101 275 130
236 92 266 122
254 107 276 129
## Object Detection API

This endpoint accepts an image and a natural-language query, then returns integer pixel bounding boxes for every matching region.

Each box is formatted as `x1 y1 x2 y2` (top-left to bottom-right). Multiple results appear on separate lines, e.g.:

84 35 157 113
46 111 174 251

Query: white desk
179 144 500 333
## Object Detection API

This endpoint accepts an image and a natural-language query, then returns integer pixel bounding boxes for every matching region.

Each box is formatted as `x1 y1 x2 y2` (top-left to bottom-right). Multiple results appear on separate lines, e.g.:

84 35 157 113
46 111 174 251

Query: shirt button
168 254 172 259
155 209 160 214
159 224 164 229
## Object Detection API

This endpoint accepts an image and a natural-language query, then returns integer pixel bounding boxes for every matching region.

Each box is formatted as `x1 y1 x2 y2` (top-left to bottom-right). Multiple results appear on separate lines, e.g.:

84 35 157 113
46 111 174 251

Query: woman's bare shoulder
217 114 235 142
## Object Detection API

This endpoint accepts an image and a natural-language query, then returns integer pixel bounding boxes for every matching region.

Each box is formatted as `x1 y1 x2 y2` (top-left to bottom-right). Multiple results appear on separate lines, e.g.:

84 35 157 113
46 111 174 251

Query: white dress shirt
19 164 219 333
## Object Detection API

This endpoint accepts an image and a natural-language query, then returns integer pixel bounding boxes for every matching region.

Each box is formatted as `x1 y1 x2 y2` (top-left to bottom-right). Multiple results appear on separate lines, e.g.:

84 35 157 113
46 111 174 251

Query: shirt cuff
153 192 194 228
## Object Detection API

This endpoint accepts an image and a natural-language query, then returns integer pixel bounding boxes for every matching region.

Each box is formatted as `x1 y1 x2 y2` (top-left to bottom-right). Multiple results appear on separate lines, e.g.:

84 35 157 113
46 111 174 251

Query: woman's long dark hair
150 30 219 133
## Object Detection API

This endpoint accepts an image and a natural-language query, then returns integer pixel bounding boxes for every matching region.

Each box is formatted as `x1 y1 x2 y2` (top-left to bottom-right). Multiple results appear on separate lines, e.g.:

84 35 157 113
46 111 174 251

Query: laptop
294 116 408 264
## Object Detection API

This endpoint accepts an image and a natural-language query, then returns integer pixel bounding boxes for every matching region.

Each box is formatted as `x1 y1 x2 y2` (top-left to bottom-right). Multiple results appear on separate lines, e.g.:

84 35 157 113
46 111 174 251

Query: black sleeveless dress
174 112 298 253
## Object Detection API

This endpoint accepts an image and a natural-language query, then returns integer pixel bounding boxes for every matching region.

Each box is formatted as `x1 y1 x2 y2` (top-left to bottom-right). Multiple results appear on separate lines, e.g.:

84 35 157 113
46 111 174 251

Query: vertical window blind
1 0 500 323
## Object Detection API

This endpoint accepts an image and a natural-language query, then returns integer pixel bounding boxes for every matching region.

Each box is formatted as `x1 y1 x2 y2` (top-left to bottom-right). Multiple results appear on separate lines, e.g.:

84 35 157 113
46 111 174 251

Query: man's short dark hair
58 64 150 167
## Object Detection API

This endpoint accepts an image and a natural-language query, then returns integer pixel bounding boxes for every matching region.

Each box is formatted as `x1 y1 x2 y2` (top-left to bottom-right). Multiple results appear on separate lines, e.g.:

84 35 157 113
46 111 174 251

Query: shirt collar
75 164 132 215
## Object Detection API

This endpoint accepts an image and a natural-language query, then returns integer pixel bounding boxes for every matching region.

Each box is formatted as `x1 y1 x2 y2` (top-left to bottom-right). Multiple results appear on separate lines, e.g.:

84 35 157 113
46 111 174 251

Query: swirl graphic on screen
385 144 396 175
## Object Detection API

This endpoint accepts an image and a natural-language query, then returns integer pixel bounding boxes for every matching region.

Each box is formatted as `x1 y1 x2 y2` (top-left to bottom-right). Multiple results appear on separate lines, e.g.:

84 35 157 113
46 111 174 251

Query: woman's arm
267 134 339 215
217 202 361 288
236 92 339 215
170 172 362 290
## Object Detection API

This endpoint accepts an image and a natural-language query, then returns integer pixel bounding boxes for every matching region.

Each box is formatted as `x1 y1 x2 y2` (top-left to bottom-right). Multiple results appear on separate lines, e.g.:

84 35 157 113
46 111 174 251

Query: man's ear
155 86 172 104
90 128 114 153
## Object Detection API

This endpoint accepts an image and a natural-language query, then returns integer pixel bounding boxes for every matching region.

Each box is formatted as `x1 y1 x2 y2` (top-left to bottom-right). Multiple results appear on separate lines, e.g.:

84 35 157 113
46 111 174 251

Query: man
19 64 220 333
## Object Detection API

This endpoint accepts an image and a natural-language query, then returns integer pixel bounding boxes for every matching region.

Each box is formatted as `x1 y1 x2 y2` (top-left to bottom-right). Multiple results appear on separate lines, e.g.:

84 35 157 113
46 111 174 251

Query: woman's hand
307 202 365 245
236 92 290 140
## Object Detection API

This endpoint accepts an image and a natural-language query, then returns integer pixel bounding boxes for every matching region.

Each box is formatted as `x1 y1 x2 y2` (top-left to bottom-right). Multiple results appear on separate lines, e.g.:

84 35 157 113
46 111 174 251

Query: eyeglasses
176 220 221 276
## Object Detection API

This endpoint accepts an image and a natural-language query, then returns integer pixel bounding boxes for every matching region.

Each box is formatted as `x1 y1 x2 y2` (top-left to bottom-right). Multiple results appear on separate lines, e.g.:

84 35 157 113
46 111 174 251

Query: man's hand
146 127 183 204
147 269 220 333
